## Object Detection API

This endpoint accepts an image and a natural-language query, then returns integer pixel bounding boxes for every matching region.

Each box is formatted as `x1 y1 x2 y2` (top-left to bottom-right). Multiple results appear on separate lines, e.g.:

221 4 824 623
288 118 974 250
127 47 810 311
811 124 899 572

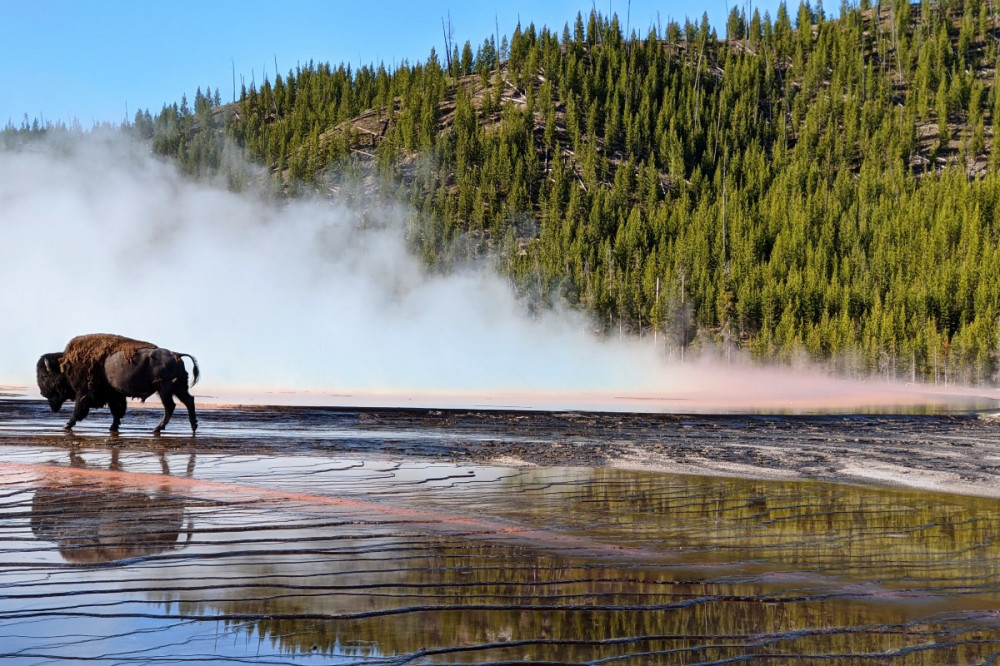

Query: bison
37 333 200 434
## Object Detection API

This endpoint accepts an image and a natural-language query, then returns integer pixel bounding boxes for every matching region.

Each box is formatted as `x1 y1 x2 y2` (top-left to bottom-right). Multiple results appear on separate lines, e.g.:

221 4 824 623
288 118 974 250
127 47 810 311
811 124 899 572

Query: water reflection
187 469 1000 663
29 447 194 563
473 469 1000 581
7 453 1000 664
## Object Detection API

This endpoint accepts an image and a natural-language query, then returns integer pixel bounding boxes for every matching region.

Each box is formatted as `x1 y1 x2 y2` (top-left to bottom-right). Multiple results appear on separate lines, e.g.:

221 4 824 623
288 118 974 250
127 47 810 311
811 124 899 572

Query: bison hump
63 334 157 367
61 334 158 393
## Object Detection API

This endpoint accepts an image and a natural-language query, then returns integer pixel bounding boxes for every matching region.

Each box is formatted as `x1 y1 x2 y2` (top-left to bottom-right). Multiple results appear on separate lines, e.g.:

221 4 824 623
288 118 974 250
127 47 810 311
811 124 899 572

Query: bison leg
175 385 198 433
153 388 176 434
108 393 127 433
65 396 90 430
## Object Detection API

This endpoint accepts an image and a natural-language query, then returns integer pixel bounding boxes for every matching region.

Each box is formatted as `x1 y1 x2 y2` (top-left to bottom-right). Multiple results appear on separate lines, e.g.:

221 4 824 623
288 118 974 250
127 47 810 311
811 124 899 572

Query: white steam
0 133 666 397
1 133 992 412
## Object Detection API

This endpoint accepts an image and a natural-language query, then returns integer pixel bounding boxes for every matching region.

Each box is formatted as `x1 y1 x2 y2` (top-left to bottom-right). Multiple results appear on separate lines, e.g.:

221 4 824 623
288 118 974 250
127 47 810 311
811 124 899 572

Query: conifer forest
9 0 1000 384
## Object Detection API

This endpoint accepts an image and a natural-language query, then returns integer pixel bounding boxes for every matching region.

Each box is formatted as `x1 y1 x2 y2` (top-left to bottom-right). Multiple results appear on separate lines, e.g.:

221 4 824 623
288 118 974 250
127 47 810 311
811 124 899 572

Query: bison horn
44 356 55 373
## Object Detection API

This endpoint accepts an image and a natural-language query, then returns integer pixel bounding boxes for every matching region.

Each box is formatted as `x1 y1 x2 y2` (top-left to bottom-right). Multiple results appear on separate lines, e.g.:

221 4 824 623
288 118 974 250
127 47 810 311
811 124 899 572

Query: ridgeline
9 0 1000 383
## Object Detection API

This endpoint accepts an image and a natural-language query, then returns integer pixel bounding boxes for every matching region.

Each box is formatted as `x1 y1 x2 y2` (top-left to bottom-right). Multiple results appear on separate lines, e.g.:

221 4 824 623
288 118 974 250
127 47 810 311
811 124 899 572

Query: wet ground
6 398 1000 664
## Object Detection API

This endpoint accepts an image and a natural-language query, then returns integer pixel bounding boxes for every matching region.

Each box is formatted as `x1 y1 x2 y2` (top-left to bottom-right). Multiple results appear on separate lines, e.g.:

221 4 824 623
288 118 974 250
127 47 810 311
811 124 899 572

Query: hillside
12 0 1000 383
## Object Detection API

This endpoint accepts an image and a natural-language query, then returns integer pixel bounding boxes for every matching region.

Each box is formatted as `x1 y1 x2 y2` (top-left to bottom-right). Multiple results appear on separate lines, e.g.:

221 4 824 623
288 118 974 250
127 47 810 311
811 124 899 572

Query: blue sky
1 0 787 128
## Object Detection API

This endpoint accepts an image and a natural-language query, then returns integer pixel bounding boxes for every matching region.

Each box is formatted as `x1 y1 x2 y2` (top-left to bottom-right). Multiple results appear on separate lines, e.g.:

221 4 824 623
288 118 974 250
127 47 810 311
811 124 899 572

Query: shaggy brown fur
60 334 157 397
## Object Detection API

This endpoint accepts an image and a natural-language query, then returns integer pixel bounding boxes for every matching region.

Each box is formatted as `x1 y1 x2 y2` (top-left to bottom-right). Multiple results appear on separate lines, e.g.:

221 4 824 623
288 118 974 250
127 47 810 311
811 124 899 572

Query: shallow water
5 399 1000 664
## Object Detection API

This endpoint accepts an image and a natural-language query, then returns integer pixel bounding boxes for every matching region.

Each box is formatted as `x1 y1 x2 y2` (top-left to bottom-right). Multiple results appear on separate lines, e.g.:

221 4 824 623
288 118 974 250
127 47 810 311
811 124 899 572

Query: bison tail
178 353 200 387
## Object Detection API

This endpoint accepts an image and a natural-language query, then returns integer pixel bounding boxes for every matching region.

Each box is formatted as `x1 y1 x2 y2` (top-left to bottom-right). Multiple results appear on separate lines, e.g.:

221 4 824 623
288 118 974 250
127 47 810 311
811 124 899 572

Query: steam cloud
0 133 989 412
0 134 670 400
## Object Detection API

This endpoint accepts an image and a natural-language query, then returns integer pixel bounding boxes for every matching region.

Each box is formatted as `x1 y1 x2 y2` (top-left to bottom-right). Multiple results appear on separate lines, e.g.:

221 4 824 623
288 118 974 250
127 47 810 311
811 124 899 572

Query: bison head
36 353 73 412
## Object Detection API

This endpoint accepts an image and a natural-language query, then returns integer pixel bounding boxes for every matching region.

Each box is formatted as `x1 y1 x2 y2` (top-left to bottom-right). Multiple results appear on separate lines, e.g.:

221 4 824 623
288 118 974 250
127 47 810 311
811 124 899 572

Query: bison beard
37 334 199 434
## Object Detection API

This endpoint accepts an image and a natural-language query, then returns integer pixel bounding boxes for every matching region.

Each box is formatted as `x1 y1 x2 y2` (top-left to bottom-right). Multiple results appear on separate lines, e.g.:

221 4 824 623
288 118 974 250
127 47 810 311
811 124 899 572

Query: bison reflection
30 448 194 563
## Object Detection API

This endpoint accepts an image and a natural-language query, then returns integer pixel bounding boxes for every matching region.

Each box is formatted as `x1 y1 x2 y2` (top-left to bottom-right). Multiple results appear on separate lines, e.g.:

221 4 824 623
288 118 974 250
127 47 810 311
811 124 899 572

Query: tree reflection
143 468 1000 663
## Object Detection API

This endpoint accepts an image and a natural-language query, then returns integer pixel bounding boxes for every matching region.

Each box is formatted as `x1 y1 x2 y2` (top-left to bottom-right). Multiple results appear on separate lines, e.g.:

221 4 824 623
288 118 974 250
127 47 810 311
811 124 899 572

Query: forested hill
10 1 1000 383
